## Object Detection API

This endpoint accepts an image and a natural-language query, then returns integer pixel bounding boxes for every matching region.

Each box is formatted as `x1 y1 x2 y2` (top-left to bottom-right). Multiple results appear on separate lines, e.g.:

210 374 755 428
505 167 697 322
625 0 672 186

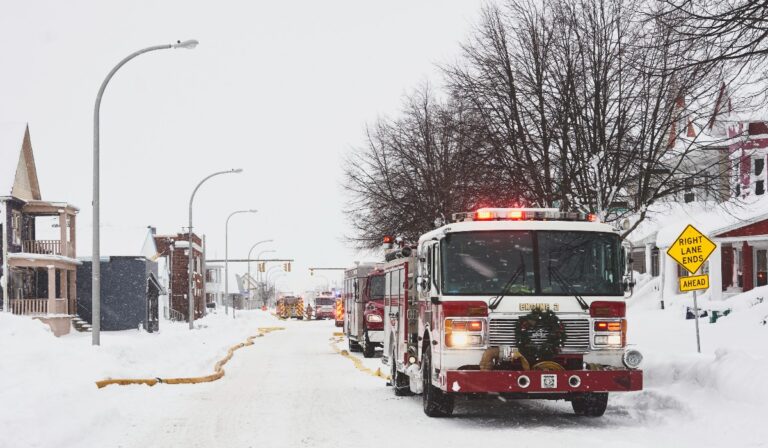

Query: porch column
47 266 56 313
709 242 723 301
68 214 76 258
59 213 67 256
743 242 754 292
645 243 654 276
663 248 678 298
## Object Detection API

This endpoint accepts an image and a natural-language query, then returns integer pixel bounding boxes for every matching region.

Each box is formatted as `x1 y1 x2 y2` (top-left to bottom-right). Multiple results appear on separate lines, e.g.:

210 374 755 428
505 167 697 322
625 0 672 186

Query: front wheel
571 392 608 417
362 333 376 358
348 338 362 353
391 351 412 396
422 346 454 417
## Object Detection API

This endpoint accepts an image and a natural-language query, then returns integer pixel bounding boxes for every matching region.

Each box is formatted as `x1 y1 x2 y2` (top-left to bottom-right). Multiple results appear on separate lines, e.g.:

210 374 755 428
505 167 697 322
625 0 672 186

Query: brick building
154 232 205 320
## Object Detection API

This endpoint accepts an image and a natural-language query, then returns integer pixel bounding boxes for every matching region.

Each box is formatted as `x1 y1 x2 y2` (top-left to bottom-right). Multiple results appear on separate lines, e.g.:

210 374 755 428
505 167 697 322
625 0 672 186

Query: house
205 263 223 309
0 124 79 336
76 257 165 332
153 232 205 321
629 88 768 303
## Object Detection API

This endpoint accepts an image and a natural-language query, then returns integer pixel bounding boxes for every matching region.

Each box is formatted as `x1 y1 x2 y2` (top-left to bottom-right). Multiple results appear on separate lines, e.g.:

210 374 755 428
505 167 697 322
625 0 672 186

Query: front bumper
315 311 334 319
366 330 384 343
440 369 642 394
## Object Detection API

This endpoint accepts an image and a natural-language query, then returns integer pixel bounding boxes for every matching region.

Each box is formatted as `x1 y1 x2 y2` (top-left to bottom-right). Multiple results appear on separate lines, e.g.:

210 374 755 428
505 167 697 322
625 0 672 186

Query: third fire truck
343 263 385 358
381 208 643 417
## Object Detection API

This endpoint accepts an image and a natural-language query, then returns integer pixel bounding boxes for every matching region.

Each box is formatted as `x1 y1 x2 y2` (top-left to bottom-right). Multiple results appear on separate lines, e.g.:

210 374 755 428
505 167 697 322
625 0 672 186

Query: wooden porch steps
71 316 92 333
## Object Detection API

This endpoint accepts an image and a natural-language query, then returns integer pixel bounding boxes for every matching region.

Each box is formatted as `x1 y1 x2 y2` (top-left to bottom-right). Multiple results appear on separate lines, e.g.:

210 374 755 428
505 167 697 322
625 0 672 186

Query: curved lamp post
224 209 258 315
92 39 198 346
188 169 242 329
247 239 274 281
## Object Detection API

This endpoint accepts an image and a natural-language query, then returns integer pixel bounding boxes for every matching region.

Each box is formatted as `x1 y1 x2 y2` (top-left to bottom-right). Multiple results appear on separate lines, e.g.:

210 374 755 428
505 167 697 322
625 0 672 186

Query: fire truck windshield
441 230 622 296
369 276 385 299
315 298 335 306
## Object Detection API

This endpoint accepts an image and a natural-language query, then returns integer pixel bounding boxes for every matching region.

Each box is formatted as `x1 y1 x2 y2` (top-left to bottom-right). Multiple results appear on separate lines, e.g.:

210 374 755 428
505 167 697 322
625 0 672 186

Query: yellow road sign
679 274 709 292
666 224 716 274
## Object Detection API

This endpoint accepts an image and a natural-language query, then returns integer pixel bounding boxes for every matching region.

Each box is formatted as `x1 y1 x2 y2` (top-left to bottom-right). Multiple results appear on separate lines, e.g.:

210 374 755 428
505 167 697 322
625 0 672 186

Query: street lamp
247 240 274 282
225 209 258 315
92 39 198 346
188 168 243 330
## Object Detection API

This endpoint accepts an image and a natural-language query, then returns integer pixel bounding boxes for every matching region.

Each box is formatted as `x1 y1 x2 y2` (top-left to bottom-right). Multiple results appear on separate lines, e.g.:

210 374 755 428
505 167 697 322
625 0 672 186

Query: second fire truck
380 208 643 417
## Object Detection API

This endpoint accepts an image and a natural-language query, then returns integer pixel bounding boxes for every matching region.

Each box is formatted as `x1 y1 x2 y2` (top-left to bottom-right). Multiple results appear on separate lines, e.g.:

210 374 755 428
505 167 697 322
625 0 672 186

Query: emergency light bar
451 208 598 223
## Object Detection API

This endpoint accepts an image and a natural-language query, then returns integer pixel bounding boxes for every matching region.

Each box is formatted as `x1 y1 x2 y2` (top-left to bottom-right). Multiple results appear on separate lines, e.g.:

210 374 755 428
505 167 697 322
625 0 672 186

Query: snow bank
0 310 279 448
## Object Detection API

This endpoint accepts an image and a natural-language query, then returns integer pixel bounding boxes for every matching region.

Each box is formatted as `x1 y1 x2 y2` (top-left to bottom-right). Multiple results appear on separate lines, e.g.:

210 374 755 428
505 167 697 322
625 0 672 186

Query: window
684 178 695 203
757 249 767 287
754 156 766 196
11 210 21 245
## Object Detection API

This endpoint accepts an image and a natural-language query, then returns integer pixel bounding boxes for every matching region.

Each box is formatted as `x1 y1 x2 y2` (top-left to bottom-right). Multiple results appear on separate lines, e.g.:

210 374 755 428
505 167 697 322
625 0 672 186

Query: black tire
362 333 376 358
348 338 362 353
391 351 412 396
422 345 454 417
571 392 609 417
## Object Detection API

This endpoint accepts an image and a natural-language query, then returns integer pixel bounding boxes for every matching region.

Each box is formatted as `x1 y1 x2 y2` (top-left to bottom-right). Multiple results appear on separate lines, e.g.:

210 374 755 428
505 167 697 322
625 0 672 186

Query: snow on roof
628 195 768 247
0 123 27 195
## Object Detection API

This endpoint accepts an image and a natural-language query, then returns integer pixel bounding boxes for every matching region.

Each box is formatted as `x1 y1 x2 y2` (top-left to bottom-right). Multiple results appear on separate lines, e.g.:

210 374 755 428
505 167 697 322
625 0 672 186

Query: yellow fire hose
329 334 390 381
95 327 285 389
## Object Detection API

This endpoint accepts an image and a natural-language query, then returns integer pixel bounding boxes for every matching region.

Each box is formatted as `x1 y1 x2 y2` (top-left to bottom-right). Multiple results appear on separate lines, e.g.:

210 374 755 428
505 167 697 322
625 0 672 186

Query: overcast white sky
0 0 487 293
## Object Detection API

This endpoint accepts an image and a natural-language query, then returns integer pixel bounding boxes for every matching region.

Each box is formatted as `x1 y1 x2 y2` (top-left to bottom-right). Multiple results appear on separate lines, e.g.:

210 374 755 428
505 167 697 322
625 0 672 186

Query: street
55 312 764 448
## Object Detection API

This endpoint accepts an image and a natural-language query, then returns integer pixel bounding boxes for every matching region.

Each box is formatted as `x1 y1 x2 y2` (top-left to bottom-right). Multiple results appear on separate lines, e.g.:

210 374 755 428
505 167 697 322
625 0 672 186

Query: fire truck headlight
366 314 383 323
445 318 485 348
447 333 483 348
594 334 622 346
622 348 643 369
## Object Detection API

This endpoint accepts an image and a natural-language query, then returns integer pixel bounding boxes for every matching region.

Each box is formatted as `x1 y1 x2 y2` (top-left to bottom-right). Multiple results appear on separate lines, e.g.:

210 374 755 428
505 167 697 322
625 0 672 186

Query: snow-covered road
61 313 765 448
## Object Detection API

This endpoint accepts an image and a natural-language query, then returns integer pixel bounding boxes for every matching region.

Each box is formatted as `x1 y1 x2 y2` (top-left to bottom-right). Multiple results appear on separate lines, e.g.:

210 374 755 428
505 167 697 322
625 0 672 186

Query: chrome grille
488 318 590 353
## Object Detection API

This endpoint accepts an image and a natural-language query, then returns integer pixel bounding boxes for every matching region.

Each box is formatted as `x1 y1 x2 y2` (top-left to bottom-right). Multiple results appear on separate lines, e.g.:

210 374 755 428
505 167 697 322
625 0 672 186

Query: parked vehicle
276 295 304 320
343 263 384 358
313 292 336 320
334 298 344 327
382 208 642 417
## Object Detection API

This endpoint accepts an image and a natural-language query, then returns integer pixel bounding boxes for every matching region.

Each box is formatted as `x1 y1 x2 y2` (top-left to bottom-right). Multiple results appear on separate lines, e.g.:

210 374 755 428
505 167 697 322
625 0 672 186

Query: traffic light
258 262 265 273
283 262 291 272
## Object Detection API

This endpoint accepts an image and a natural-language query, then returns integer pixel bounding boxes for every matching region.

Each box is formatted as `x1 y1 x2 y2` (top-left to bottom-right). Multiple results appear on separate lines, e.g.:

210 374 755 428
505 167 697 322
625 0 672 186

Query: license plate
541 374 557 389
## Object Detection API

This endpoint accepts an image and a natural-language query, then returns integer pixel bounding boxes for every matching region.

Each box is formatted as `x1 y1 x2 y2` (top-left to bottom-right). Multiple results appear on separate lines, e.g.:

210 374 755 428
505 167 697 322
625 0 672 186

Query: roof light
383 235 393 244
507 210 524 219
475 210 494 220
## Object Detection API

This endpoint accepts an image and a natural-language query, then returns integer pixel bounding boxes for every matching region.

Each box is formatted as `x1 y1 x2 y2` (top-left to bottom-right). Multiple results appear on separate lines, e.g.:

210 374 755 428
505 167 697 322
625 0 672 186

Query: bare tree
445 0 732 235
343 86 512 249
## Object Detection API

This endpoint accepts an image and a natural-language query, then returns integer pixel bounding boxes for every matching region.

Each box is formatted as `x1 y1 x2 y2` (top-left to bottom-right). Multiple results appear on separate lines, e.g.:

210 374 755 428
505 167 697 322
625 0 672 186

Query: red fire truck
313 292 336 320
343 263 385 358
382 208 642 417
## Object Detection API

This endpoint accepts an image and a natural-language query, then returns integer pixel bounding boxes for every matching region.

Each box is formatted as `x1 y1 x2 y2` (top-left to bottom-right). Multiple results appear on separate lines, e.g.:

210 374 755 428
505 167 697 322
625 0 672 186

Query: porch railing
22 240 70 256
10 299 48 315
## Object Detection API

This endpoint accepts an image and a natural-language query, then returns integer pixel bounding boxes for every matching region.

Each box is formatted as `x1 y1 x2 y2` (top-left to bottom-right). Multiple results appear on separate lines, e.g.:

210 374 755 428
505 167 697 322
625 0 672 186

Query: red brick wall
156 233 204 320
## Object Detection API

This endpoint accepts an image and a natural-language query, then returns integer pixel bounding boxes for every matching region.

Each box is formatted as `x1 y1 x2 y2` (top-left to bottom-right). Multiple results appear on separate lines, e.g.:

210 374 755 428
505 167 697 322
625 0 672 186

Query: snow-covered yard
2 286 767 448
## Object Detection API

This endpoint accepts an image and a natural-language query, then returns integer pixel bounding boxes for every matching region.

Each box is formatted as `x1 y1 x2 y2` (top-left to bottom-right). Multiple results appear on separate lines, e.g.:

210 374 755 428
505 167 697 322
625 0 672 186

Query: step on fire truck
276 295 304 320
381 208 642 417
313 291 337 320
343 263 385 358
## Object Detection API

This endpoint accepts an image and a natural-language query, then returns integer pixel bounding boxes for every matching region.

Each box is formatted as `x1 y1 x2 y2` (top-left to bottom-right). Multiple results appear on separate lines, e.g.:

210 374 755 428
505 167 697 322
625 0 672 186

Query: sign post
666 224 716 354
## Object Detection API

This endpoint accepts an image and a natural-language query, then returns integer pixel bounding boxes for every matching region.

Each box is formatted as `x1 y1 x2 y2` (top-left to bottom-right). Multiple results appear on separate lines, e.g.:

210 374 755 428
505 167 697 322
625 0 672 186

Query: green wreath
515 309 567 362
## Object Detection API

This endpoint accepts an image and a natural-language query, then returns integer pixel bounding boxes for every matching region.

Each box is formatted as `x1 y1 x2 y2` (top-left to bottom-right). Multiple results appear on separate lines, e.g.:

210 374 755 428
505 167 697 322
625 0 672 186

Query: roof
0 123 28 196
627 195 768 247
